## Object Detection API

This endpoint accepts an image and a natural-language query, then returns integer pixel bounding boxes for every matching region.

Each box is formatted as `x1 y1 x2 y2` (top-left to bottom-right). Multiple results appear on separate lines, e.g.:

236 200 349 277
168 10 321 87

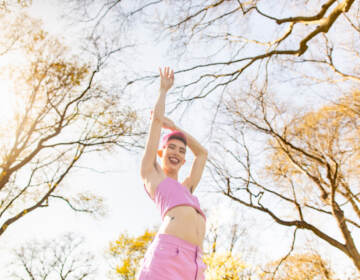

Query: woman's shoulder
143 168 167 199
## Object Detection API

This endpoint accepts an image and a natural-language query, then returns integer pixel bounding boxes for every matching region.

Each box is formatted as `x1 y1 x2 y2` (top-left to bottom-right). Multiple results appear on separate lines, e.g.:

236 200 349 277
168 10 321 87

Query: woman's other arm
162 116 208 193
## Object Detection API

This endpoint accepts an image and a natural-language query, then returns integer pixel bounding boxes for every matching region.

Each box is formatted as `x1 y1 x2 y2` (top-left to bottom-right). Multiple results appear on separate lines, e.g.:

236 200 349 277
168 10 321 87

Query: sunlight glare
0 78 15 126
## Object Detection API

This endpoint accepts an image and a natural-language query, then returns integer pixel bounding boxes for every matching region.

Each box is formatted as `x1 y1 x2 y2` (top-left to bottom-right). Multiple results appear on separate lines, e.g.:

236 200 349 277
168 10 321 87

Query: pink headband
161 131 187 148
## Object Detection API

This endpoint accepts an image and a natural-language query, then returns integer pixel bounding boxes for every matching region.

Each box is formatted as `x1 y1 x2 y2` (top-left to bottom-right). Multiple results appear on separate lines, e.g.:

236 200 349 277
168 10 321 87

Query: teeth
169 157 180 164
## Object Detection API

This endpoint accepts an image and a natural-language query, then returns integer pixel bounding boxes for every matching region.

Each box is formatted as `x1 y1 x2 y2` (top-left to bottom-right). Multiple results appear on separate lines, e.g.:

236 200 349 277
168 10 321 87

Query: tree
107 228 254 280
107 229 156 279
0 0 32 10
208 89 360 273
203 204 259 279
62 0 360 275
9 232 97 280
0 10 139 237
260 252 334 280
204 251 248 280
68 1 360 105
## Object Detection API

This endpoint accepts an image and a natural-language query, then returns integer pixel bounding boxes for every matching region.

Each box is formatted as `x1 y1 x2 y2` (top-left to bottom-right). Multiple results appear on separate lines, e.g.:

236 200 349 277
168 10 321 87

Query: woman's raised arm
140 67 174 179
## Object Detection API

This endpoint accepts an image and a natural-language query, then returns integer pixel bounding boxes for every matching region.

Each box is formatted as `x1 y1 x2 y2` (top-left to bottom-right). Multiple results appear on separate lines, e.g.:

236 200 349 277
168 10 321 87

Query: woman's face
160 138 186 173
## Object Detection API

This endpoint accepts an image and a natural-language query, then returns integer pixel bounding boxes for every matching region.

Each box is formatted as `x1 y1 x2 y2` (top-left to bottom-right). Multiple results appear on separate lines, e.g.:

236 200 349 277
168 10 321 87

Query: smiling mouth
168 156 180 164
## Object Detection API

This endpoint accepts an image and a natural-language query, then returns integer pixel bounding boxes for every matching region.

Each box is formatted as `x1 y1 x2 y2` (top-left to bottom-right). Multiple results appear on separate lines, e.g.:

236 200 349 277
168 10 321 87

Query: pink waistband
155 233 202 254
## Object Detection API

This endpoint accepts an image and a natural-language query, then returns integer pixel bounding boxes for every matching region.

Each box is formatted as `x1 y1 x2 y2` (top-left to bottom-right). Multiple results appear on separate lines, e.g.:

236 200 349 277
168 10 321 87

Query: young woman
137 67 208 280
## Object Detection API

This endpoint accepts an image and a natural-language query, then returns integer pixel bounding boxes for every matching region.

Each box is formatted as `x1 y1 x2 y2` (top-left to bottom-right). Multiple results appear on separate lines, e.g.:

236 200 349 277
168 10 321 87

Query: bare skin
145 139 207 250
158 205 206 251
140 67 208 250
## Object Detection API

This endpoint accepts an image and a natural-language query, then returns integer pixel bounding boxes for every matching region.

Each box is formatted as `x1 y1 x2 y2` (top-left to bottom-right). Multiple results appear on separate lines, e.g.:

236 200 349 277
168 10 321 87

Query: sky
0 1 358 279
0 0 161 275
0 1 232 277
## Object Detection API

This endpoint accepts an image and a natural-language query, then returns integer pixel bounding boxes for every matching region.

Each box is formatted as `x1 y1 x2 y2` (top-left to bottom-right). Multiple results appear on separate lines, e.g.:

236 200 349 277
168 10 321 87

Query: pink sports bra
144 177 206 221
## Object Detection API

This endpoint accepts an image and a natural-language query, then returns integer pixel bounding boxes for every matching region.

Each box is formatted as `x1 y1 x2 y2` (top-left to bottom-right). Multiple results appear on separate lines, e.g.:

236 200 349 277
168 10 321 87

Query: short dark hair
168 135 187 147
161 131 187 148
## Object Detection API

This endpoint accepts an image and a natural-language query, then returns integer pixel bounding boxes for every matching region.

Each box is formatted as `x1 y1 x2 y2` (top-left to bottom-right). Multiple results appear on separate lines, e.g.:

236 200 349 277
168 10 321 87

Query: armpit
154 161 161 172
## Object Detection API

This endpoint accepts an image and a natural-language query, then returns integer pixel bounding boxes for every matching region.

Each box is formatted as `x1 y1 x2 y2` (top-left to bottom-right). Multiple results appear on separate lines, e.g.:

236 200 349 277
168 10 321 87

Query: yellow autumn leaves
203 251 247 280
107 229 337 279
107 229 250 279
108 230 156 279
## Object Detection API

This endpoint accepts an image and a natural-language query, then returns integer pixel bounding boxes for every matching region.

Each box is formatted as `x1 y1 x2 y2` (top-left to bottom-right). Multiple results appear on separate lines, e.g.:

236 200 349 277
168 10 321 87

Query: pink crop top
144 177 206 221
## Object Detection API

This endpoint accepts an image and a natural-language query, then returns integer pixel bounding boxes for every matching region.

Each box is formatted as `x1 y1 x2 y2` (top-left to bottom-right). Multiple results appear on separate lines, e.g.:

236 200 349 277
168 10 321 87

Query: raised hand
159 66 174 93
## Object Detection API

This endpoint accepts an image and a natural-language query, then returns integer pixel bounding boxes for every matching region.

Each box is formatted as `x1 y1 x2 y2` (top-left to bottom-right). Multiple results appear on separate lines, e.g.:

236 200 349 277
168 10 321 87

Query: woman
137 67 208 280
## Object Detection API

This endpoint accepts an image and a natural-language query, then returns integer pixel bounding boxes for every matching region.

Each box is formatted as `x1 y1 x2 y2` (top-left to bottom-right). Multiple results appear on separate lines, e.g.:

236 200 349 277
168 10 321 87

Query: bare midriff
157 205 206 251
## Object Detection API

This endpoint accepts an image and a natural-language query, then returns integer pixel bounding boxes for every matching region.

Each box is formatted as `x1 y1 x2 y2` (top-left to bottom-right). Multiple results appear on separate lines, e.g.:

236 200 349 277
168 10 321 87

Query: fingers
159 66 174 79
159 67 174 92
169 68 174 80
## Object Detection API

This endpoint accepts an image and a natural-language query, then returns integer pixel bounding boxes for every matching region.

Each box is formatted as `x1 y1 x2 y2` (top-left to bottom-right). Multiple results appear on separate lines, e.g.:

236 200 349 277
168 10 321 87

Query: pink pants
137 233 206 280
